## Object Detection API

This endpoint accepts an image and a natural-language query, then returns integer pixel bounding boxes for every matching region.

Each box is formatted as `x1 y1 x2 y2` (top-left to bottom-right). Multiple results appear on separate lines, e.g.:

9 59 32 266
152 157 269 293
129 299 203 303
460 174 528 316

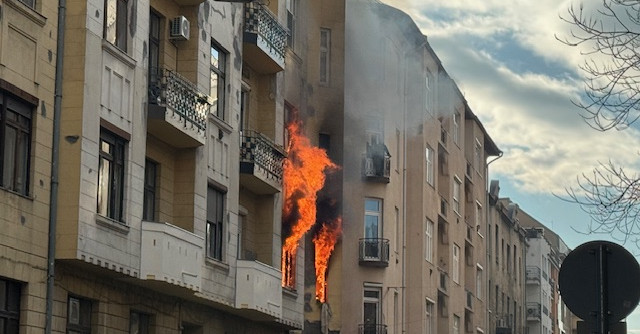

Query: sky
380 0 640 329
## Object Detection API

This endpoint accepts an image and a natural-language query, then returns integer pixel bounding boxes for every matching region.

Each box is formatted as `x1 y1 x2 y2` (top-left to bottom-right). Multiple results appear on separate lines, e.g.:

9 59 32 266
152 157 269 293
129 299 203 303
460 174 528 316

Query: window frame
210 42 227 121
97 128 126 222
130 310 151 334
453 176 461 215
453 243 460 284
452 112 460 145
425 146 434 186
425 218 433 262
0 91 33 196
206 186 226 261
319 28 331 85
67 296 92 334
0 277 21 334
286 0 297 49
364 198 382 239
363 284 382 328
142 159 157 221
104 0 129 52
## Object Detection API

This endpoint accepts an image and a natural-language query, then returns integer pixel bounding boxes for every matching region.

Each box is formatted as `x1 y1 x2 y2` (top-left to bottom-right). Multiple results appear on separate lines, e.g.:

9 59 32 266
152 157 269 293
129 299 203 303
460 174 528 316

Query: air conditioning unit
170 16 190 41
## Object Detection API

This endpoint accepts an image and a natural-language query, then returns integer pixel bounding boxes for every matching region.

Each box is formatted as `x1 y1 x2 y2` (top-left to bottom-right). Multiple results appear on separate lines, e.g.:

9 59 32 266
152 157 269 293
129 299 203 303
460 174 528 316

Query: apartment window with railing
67 296 92 334
0 91 33 195
210 42 227 121
363 285 382 331
207 186 226 260
104 0 128 51
320 28 331 85
425 146 434 186
363 198 383 259
98 128 126 222
0 278 20 334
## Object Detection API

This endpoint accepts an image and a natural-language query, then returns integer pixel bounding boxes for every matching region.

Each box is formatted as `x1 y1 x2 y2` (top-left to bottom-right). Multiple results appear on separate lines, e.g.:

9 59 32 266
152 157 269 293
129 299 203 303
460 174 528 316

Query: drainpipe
486 151 502 334
45 1 66 333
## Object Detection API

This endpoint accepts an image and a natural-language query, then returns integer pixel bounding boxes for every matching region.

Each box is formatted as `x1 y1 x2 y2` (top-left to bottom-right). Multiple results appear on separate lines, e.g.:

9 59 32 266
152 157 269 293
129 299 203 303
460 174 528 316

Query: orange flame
313 218 342 302
281 119 338 288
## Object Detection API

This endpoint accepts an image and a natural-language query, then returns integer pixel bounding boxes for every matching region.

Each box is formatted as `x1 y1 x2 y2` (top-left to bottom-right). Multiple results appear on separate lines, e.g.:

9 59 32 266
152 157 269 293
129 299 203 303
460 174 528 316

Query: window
18 0 35 9
425 71 435 115
453 244 460 284
495 226 499 264
395 207 400 253
142 159 157 221
507 245 511 273
207 186 225 260
453 177 461 215
148 11 161 85
130 311 150 334
67 296 92 334
363 285 382 329
210 42 227 121
475 202 482 237
0 91 32 195
474 139 482 173
425 219 433 262
364 198 382 258
453 315 460 334
476 266 483 300
320 28 331 84
98 128 126 222
452 112 460 144
286 0 297 48
425 300 434 334
425 146 434 186
104 0 128 51
0 278 21 334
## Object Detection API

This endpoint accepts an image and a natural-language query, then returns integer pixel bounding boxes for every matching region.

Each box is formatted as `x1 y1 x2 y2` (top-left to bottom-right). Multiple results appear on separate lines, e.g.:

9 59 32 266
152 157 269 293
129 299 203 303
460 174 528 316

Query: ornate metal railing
148 67 210 132
240 130 285 182
358 238 390 265
358 324 388 334
244 3 287 59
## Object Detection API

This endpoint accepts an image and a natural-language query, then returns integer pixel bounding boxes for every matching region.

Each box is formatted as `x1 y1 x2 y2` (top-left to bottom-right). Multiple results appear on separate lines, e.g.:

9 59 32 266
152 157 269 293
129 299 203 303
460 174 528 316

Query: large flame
313 218 342 302
281 119 338 288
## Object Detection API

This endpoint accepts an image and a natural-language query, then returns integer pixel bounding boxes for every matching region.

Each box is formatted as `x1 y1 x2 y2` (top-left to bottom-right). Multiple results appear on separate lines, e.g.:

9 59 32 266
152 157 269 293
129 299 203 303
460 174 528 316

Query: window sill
102 40 136 69
208 113 233 134
205 257 230 272
96 214 130 234
5 0 46 27
0 186 33 200
282 286 298 298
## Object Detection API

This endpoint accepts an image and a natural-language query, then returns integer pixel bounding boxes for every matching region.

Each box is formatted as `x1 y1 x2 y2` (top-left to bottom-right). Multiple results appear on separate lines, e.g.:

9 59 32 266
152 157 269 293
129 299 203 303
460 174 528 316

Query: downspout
485 151 502 334
45 1 66 333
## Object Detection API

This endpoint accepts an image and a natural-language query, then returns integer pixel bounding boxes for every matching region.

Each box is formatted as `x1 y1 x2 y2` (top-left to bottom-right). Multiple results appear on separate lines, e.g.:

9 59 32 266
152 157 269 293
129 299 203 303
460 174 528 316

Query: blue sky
382 0 640 330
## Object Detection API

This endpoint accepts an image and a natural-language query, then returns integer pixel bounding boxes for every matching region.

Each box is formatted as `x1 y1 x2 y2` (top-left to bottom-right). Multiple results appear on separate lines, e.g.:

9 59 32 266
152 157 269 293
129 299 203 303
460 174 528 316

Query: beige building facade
0 0 58 332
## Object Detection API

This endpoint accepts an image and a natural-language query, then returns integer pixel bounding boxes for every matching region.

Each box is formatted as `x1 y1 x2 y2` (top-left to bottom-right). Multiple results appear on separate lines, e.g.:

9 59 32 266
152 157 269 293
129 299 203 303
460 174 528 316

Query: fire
313 218 342 302
281 119 338 289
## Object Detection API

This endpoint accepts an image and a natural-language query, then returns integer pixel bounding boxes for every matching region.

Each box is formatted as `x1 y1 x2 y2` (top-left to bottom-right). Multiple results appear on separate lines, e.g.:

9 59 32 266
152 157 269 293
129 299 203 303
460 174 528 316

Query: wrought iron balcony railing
148 67 210 133
240 130 285 182
358 324 388 334
244 3 287 60
358 238 390 266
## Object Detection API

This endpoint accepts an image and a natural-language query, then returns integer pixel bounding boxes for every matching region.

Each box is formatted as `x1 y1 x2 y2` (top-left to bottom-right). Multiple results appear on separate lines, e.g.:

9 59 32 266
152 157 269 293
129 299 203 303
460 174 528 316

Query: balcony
358 324 388 334
525 266 541 284
362 146 391 183
243 3 287 73
235 260 283 319
147 67 210 148
240 130 285 194
526 302 541 321
358 238 390 267
140 221 204 292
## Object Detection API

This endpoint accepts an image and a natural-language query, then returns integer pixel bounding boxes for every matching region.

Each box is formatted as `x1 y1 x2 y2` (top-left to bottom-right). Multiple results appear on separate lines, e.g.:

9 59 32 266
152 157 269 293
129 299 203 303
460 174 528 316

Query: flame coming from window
313 217 342 302
281 119 338 291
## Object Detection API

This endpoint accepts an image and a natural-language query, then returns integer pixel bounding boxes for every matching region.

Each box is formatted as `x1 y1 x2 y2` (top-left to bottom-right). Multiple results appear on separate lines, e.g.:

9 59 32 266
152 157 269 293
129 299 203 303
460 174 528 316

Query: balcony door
364 198 382 258
148 11 161 100
363 286 382 333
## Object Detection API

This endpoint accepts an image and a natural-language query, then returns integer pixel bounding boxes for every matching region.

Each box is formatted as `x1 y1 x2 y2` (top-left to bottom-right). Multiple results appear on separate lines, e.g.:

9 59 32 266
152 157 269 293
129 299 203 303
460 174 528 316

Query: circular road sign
558 240 640 323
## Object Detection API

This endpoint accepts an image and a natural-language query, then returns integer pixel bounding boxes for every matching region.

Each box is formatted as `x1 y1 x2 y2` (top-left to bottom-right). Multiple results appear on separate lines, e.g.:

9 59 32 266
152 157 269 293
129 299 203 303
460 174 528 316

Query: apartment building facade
0 0 58 332
48 0 301 332
486 186 528 334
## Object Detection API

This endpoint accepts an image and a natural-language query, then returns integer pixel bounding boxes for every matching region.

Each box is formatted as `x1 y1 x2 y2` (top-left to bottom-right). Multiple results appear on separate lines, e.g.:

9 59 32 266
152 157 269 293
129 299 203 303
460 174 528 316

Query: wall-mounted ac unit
170 16 190 41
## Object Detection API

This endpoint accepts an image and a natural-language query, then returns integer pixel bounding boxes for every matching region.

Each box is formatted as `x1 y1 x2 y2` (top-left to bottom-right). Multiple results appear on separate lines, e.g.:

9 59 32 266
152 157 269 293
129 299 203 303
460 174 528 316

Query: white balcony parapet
140 221 204 291
235 260 282 318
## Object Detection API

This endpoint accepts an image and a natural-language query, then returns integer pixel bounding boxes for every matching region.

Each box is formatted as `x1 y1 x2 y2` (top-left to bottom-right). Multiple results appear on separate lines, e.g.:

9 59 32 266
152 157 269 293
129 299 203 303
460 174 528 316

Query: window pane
97 158 110 216
365 199 379 212
3 127 17 189
364 216 378 238
105 0 117 44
